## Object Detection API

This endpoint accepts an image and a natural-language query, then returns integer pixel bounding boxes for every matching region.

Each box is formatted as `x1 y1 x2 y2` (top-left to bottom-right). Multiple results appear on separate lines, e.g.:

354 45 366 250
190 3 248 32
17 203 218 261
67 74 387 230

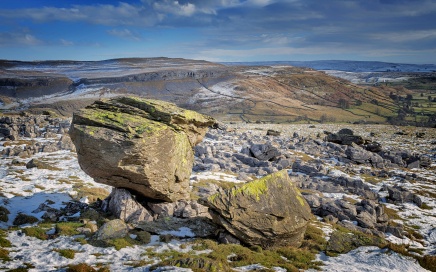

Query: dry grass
72 185 110 203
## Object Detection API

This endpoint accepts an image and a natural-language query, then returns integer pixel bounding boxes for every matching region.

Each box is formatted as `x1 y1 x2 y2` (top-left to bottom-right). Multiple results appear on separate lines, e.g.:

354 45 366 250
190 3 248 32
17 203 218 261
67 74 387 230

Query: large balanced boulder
69 97 216 202
200 170 312 249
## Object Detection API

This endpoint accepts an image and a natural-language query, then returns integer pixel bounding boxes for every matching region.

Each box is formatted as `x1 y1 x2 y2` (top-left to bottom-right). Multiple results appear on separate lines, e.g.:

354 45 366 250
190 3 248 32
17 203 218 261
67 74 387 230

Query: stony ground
0 117 435 271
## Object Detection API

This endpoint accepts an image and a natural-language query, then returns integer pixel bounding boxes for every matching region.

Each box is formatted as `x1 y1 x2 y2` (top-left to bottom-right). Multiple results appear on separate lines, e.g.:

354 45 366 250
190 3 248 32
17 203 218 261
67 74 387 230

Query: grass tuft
54 248 78 259
56 222 83 236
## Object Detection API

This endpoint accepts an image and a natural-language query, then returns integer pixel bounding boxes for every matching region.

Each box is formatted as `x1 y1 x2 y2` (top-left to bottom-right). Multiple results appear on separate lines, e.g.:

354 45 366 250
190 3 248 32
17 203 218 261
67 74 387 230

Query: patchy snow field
0 123 435 271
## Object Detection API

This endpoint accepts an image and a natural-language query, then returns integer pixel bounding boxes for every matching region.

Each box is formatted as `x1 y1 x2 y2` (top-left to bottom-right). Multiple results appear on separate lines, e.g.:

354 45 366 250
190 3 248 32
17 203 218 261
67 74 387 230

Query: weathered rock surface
326 129 364 146
104 188 153 223
94 219 129 240
136 217 218 238
69 97 216 202
200 170 312 249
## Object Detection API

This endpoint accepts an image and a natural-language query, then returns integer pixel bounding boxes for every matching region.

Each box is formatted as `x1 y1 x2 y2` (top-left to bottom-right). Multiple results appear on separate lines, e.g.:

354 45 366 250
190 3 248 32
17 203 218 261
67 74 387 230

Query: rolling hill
1 58 435 125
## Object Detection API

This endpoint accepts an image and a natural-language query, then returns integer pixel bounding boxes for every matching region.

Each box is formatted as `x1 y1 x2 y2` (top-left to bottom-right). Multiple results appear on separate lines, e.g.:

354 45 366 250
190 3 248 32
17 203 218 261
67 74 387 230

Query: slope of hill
0 58 433 125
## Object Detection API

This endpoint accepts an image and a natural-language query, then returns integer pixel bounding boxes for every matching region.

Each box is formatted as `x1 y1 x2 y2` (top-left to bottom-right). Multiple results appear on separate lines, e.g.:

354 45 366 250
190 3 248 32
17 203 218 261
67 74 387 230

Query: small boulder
266 129 281 136
249 143 281 161
200 170 312 249
94 219 128 240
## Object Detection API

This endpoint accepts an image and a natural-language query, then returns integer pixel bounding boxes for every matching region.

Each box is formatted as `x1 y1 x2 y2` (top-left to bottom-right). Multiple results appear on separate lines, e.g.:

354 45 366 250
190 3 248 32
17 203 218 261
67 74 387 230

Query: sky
0 0 435 63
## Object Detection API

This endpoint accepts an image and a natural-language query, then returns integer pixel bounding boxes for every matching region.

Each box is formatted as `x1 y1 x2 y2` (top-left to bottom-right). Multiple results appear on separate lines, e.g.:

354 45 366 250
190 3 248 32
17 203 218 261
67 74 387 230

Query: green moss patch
66 263 97 272
22 227 49 240
0 229 11 248
0 248 10 262
0 206 10 222
326 226 386 255
150 223 326 271
54 248 78 259
56 222 83 236
89 237 139 251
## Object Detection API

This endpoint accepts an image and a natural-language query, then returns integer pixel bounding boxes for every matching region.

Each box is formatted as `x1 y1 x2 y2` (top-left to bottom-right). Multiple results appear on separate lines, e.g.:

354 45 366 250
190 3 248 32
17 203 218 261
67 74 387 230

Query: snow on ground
190 171 245 183
208 82 236 97
311 246 429 272
1 123 435 271
2 230 197 271
0 193 71 228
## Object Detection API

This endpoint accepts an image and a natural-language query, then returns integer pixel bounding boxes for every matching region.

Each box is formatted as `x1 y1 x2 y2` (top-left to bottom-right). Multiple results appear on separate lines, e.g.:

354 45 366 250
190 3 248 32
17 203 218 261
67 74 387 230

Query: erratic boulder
69 97 216 202
200 170 312 249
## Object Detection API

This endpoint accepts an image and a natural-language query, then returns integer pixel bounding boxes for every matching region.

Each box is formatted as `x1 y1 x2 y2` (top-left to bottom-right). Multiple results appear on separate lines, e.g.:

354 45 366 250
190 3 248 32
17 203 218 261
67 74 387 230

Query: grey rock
136 217 217 238
201 170 312 249
356 211 375 228
218 232 241 244
95 219 128 240
249 143 281 161
106 188 153 223
148 202 176 218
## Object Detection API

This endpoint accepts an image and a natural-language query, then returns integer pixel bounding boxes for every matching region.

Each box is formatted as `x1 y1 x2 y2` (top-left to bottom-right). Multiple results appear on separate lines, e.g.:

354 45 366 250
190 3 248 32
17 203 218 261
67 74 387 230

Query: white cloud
0 3 157 26
60 39 74 46
153 1 196 16
0 32 42 47
107 29 141 41
370 30 436 43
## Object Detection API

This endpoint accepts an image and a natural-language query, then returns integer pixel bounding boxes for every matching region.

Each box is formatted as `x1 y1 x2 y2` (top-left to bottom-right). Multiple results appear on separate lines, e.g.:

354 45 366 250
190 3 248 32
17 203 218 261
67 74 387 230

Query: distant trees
338 99 350 109
319 114 336 123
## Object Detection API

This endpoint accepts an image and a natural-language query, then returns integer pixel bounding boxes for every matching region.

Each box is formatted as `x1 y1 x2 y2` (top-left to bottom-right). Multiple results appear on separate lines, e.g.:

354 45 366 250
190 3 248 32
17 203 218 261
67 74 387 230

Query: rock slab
69 97 216 202
200 170 312 249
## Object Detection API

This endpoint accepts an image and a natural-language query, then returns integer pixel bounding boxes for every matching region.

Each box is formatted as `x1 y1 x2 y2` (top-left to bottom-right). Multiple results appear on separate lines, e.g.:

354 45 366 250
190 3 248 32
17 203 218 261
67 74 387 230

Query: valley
1 58 435 126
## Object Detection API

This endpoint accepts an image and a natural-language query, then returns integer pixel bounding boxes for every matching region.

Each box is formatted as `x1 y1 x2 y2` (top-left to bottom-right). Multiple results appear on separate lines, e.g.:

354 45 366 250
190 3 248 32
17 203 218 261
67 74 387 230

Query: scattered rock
326 129 364 146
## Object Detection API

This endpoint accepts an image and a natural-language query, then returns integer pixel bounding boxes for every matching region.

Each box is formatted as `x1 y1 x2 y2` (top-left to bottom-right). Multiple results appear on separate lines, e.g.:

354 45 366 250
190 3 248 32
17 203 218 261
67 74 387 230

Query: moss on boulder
201 170 313 249
69 97 216 202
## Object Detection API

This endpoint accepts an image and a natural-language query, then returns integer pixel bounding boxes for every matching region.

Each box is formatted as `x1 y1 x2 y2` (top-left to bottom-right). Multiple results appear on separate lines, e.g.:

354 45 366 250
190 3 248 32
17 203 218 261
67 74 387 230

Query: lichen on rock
201 170 313 249
69 96 216 202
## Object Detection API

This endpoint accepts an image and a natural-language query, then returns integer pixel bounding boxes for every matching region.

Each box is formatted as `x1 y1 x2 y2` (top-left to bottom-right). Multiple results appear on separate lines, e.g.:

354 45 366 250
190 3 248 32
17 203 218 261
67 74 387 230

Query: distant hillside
222 60 436 73
0 57 435 126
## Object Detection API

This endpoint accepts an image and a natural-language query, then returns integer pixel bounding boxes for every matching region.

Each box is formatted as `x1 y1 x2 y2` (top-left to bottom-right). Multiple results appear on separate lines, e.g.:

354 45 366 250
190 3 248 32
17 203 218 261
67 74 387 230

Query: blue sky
0 0 435 63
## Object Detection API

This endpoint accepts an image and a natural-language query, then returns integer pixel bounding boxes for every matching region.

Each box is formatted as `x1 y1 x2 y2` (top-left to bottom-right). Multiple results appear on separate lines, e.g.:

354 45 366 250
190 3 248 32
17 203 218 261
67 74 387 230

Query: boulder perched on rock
200 170 312 249
69 97 216 202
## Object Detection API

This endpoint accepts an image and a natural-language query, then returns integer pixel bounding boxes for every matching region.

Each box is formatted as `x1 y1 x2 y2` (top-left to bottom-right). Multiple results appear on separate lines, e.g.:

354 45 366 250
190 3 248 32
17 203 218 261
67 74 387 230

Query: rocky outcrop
325 128 364 146
69 97 216 202
200 170 312 249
